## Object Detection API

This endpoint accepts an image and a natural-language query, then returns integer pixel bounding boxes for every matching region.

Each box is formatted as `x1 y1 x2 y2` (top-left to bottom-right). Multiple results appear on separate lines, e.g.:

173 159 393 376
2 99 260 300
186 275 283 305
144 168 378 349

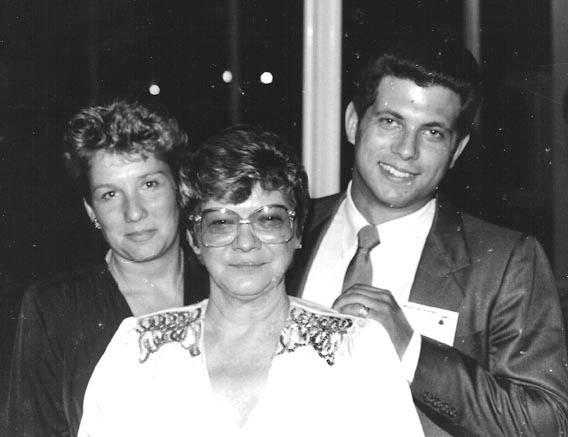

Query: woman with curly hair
5 100 208 436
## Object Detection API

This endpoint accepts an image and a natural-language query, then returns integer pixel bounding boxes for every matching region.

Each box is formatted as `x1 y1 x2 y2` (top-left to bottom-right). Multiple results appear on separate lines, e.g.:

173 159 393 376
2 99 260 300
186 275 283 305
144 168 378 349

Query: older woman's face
83 150 180 263
189 185 299 300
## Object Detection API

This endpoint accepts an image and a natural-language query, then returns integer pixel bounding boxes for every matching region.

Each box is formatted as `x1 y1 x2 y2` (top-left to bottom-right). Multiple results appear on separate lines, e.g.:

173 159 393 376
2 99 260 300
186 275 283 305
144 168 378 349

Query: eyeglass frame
188 204 297 247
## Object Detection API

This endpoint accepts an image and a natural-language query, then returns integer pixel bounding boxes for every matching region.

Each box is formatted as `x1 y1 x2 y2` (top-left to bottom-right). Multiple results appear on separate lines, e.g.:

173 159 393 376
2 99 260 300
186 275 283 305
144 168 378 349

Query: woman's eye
206 216 237 227
144 180 159 189
256 214 285 229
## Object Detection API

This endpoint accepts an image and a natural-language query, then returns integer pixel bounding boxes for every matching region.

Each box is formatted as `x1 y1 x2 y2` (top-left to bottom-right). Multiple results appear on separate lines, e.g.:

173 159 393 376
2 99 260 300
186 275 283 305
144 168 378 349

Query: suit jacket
287 193 568 436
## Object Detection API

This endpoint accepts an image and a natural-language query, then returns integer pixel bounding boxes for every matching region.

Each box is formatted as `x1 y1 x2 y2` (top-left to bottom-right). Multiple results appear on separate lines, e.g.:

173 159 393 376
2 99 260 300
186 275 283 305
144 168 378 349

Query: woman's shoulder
108 300 208 363
284 297 392 366
24 263 111 300
289 297 394 344
287 297 360 337
288 296 385 335
17 264 116 322
289 296 348 318
135 300 207 337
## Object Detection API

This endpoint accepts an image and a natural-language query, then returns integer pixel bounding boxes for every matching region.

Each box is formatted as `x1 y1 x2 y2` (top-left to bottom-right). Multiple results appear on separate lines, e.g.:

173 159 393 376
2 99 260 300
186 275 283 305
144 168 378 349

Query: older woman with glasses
78 126 424 436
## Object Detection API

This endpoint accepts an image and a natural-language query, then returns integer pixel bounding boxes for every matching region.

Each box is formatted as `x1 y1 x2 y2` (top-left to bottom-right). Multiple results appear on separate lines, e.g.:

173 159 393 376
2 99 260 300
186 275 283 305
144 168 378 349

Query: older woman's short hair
63 99 188 202
179 126 309 238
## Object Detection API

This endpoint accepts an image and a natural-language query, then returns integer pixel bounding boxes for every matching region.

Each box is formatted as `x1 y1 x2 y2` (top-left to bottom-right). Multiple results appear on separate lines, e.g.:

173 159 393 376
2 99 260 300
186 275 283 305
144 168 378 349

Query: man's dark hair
179 125 309 238
351 39 481 137
63 99 188 203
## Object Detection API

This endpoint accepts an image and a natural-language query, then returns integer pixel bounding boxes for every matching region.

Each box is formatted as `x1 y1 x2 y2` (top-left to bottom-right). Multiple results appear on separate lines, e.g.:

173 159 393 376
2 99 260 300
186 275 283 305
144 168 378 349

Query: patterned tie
342 224 380 293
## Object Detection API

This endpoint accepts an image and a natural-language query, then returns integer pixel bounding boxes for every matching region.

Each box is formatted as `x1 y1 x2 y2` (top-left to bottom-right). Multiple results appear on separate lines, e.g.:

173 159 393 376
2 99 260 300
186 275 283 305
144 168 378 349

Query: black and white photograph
1 1 568 435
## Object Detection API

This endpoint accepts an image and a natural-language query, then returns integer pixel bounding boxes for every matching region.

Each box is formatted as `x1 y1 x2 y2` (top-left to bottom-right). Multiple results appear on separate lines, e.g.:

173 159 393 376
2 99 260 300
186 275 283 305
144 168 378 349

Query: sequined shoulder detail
136 307 202 363
276 306 353 366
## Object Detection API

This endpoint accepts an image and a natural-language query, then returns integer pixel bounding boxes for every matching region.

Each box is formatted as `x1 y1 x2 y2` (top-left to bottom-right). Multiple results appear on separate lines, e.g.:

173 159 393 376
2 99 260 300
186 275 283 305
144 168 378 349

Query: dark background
0 0 556 285
0 0 561 322
1 0 565 422
0 0 304 285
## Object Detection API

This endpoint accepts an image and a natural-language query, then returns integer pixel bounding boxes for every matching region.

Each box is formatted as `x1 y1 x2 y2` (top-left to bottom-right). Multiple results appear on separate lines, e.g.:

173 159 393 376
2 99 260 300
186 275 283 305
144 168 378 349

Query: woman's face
83 150 180 263
189 185 300 300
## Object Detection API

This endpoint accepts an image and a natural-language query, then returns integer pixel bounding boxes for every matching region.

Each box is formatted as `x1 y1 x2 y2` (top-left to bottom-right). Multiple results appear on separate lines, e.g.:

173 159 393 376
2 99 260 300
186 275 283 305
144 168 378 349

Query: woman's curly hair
63 99 188 202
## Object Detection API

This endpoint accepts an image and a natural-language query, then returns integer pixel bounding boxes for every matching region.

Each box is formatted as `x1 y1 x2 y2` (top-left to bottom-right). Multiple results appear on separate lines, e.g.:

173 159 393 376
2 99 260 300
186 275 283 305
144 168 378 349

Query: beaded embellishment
276 306 353 366
136 308 202 363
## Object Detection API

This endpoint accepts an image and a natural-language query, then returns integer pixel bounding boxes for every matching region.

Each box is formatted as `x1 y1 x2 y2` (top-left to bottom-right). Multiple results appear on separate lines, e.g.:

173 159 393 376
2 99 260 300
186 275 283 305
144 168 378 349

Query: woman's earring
93 218 101 230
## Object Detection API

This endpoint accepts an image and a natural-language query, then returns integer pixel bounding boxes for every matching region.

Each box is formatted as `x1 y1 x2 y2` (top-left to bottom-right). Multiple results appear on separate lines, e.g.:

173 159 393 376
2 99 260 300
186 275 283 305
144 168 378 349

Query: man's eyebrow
423 121 452 130
371 109 455 130
91 182 115 191
371 109 404 120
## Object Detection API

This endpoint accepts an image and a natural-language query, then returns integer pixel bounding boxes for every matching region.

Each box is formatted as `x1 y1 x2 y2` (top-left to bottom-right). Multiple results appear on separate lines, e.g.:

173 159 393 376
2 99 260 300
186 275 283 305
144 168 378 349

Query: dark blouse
5 259 208 436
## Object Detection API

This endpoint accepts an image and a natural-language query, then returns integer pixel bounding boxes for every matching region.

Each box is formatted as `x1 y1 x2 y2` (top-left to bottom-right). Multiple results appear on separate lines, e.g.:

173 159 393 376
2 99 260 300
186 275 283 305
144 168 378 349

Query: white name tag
402 302 459 346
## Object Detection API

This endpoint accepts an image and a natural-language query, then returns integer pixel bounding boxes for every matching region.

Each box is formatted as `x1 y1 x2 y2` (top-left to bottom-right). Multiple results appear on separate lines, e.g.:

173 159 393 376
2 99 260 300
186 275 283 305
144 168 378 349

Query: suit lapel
184 249 210 304
288 193 345 297
291 196 471 313
409 201 471 313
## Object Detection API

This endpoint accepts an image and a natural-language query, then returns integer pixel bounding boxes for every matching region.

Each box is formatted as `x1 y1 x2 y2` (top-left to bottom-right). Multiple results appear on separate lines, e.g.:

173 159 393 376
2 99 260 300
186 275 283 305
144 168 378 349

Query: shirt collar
342 181 436 247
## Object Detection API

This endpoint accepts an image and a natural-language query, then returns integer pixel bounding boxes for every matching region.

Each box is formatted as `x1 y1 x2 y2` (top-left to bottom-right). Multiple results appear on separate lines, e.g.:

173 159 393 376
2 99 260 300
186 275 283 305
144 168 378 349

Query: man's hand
333 284 413 359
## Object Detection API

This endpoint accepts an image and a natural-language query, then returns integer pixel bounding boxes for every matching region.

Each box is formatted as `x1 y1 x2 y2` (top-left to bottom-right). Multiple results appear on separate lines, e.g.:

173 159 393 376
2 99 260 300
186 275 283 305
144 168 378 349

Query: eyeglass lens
200 205 294 247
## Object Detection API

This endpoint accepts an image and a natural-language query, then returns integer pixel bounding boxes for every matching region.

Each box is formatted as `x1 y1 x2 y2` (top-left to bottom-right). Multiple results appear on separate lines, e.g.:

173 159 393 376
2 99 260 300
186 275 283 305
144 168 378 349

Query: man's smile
378 162 418 180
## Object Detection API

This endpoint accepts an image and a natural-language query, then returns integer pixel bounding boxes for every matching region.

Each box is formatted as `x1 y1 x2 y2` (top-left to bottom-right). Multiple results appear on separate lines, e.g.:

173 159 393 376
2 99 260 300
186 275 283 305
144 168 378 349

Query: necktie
342 224 380 293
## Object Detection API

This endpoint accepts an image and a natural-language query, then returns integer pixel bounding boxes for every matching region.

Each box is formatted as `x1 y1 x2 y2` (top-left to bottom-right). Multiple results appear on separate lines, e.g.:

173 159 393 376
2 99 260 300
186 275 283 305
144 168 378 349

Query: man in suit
288 40 568 435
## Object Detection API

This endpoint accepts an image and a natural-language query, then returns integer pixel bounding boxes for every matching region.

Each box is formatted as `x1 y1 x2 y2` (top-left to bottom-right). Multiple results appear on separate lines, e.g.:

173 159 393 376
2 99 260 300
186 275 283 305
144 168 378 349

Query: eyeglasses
189 204 296 247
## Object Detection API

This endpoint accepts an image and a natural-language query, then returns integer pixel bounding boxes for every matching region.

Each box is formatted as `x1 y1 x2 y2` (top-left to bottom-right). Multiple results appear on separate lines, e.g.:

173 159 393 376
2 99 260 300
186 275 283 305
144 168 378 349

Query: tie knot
357 224 380 250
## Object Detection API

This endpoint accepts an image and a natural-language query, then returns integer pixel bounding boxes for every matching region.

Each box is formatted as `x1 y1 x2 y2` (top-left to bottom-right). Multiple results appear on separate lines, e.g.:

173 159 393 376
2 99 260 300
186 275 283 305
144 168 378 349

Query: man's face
347 75 469 223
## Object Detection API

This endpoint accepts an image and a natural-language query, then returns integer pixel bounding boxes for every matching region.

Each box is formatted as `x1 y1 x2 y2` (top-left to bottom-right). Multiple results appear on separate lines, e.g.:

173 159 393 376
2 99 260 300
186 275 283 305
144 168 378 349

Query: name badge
402 302 459 346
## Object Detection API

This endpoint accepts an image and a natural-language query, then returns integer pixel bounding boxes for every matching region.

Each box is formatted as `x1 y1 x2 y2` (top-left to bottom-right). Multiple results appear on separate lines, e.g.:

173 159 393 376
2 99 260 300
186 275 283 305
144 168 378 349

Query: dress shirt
302 182 436 381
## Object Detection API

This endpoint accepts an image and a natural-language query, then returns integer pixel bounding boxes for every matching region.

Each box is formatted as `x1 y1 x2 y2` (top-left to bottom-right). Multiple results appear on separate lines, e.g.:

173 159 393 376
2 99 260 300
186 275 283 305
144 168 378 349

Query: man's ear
186 230 202 256
449 133 470 168
83 198 96 222
345 101 359 146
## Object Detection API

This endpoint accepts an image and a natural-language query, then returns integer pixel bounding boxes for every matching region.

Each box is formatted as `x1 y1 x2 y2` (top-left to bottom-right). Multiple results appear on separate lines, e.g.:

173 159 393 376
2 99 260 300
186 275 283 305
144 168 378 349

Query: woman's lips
125 229 157 242
229 262 267 270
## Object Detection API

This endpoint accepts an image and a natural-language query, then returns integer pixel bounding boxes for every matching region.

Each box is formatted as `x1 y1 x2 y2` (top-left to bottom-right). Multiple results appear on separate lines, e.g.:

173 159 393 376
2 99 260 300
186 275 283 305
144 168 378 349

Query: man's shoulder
457 209 529 252
436 201 529 252
311 192 343 208
306 192 344 228
311 192 345 213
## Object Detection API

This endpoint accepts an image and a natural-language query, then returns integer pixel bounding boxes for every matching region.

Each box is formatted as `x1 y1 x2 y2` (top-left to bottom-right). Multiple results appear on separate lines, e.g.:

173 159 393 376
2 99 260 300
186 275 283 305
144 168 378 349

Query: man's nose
232 222 262 251
392 131 419 160
123 194 148 222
